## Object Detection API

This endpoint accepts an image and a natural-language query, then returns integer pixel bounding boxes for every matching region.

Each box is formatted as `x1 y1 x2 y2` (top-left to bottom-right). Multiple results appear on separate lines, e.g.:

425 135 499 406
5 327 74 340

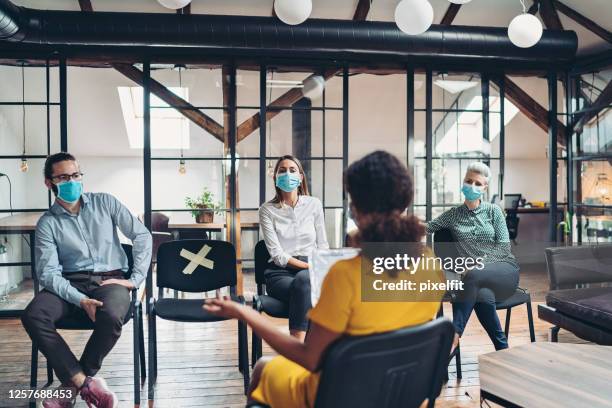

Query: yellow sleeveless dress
250 253 443 407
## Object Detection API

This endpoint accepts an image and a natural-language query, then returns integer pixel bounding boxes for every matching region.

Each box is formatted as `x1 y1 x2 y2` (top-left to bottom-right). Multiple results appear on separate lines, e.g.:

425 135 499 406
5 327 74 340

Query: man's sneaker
79 376 118 408
40 384 77 408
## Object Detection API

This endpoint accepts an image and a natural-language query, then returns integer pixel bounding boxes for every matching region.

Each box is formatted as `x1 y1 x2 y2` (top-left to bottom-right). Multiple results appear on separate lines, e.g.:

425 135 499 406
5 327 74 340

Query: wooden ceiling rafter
538 0 563 31
553 0 612 44
440 3 461 26
77 0 224 142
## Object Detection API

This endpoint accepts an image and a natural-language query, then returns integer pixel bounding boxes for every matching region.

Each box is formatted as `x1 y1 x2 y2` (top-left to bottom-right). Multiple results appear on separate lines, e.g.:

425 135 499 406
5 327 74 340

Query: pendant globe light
157 0 192 10
274 0 312 25
508 0 543 48
302 75 325 100
395 0 434 36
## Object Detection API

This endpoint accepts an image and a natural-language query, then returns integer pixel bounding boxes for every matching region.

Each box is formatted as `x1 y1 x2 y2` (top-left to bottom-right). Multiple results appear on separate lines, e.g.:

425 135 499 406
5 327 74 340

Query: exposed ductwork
0 0 578 65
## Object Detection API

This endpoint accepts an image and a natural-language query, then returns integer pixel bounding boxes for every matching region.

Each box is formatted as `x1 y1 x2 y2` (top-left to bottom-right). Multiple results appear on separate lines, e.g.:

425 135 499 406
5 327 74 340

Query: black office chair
433 229 536 375
29 243 146 406
251 240 289 367
247 318 455 408
148 239 249 400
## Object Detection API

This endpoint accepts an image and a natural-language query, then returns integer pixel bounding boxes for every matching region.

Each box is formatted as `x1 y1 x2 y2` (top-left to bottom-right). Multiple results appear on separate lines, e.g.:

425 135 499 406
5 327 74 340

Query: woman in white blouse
259 155 329 340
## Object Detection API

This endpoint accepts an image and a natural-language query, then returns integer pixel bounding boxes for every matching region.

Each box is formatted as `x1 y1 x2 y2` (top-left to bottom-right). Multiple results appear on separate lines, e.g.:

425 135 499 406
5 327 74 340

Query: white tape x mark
180 245 214 275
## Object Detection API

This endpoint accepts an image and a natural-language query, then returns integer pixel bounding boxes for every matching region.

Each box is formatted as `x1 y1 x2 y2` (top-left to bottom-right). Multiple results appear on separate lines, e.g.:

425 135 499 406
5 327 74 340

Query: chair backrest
545 245 612 290
433 228 460 261
156 239 237 293
314 318 454 408
254 240 271 287
151 212 170 232
121 243 134 279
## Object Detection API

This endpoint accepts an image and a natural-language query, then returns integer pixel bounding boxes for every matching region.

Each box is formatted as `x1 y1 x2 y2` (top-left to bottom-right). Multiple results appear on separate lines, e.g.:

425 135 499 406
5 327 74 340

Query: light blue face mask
462 182 483 202
276 172 301 193
56 180 83 204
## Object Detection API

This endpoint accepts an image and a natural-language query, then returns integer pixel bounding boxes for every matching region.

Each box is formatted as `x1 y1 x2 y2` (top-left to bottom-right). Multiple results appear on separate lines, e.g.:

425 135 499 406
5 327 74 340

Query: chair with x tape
147 239 249 400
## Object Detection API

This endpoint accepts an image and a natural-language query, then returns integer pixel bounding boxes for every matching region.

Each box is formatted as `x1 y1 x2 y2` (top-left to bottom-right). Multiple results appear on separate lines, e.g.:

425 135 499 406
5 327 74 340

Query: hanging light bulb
178 159 187 175
395 0 434 36
274 0 312 25
19 62 29 173
157 0 191 10
508 0 543 48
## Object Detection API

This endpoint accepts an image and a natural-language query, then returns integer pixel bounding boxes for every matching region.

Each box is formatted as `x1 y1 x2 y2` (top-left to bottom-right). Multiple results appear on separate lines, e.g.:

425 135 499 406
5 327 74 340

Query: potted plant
185 188 222 224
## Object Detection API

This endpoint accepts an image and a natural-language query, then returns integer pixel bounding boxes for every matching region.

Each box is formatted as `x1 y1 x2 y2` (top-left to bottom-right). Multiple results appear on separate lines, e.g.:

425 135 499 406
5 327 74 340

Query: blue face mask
276 172 301 193
56 180 83 204
462 183 483 202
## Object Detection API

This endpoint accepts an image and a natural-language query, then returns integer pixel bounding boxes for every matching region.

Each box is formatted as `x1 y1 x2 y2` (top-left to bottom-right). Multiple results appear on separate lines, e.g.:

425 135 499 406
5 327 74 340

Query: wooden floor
0 268 586 408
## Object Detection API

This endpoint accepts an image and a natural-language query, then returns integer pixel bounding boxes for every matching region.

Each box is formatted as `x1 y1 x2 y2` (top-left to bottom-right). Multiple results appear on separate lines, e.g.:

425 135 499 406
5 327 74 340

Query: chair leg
45 361 54 387
455 345 462 380
504 308 512 339
30 341 38 388
133 308 141 407
550 326 560 343
238 320 244 374
138 306 146 382
148 312 157 401
251 331 262 368
526 301 536 342
238 320 250 395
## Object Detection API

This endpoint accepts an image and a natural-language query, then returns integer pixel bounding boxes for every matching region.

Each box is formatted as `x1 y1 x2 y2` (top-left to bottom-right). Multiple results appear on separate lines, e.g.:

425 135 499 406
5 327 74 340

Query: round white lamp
448 0 472 4
508 13 543 48
274 0 312 25
302 75 325 100
157 0 192 10
395 0 434 36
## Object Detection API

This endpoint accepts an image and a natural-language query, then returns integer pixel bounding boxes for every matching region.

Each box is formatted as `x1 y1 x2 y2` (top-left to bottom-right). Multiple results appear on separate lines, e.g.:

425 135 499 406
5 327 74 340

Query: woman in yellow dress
204 150 443 407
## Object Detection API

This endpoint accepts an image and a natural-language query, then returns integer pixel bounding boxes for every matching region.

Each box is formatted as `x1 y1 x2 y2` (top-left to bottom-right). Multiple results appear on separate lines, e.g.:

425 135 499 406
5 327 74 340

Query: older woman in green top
427 162 519 351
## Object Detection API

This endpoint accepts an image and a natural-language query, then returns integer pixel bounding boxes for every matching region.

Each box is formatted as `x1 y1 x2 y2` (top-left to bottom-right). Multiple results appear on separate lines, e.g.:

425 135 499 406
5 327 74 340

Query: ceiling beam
113 63 224 142
574 80 612 133
440 3 461 26
493 77 566 144
353 0 371 22
77 0 93 12
78 1 224 142
553 0 612 44
539 0 563 30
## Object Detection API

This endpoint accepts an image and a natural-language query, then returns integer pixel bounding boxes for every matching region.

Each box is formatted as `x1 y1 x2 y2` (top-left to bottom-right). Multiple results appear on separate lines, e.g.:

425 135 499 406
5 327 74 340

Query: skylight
435 96 520 155
118 87 190 150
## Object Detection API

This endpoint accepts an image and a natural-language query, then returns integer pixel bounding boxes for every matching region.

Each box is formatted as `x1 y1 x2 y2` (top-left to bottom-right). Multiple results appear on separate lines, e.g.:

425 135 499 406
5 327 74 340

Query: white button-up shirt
259 195 329 267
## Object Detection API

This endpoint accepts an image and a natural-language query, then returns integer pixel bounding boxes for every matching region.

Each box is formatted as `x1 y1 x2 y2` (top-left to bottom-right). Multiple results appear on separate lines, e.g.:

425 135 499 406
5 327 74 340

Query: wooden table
0 213 43 318
479 343 612 408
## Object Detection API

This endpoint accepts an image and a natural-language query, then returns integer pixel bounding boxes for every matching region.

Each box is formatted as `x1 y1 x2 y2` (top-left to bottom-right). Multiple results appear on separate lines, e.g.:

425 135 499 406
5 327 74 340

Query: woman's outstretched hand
203 295 244 320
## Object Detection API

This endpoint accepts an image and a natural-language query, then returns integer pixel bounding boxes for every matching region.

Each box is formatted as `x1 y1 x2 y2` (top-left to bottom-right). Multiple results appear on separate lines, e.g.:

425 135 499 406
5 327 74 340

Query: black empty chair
29 243 146 406
247 318 454 408
251 240 289 366
148 239 249 399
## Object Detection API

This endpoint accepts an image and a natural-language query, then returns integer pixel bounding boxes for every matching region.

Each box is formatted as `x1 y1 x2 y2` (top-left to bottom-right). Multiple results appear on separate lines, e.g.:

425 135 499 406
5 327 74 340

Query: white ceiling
12 0 612 55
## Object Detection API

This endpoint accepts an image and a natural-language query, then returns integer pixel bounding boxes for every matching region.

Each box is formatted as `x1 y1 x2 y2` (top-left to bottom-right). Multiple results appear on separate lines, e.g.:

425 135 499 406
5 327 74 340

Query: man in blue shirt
21 152 152 408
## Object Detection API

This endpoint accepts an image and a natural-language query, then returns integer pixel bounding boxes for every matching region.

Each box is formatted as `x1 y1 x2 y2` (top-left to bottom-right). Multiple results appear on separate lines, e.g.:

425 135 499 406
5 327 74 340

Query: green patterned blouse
426 202 518 267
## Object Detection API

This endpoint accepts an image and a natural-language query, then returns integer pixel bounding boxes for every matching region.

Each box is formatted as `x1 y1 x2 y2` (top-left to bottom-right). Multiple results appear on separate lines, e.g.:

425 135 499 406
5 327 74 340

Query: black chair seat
155 296 242 323
546 287 612 331
496 289 530 310
257 295 289 318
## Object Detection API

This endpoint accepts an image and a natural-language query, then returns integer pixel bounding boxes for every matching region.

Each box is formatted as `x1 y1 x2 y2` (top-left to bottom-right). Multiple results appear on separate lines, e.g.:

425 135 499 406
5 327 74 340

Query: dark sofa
538 245 612 345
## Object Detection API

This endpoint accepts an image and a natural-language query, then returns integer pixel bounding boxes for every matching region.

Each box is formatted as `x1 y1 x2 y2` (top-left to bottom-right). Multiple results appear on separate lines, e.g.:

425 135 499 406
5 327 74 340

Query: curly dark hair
345 150 424 244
